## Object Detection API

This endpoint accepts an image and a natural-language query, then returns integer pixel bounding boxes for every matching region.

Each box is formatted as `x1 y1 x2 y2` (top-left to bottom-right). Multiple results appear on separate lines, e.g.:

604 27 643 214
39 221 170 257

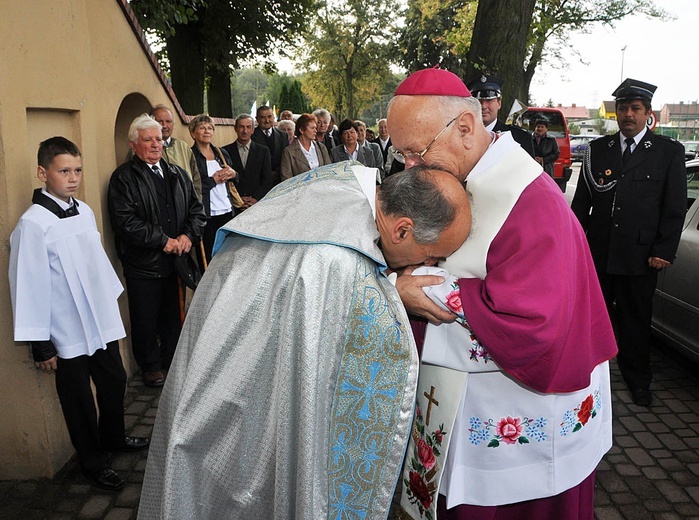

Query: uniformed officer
466 74 535 157
571 78 687 406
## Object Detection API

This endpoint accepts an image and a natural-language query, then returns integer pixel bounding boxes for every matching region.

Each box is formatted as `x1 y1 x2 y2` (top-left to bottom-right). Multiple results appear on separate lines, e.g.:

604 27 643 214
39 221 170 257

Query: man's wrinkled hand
177 234 192 254
163 237 181 255
396 266 457 325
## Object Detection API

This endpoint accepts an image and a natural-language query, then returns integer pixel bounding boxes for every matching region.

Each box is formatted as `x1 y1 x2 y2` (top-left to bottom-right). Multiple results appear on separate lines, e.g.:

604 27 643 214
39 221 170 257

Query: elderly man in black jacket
108 114 205 387
572 78 687 407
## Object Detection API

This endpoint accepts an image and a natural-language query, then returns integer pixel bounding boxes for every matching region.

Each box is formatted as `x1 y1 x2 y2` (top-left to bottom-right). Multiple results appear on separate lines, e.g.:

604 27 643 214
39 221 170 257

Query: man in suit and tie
466 75 535 158
356 119 384 178
251 105 288 186
223 114 273 209
572 78 687 407
374 118 392 172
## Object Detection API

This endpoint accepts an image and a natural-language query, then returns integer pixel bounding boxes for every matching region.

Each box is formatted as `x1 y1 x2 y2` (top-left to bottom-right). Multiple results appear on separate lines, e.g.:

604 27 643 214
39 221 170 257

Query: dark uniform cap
612 78 657 101
466 75 503 100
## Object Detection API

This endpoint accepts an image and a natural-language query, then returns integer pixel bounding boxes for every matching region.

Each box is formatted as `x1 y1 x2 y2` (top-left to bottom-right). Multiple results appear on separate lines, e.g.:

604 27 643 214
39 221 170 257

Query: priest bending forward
138 161 472 520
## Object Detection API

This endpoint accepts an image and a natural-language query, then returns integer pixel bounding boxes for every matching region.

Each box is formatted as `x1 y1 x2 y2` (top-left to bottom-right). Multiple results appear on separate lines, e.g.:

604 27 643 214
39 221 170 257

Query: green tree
301 0 395 120
464 0 536 116
289 81 311 114
131 0 316 116
278 84 292 113
231 69 269 116
399 0 668 110
397 0 476 76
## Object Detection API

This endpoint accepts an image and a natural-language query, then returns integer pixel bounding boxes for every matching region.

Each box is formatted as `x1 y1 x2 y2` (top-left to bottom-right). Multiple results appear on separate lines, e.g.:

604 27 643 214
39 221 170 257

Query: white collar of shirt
148 162 163 176
379 137 390 147
485 119 497 132
264 128 272 137
621 127 647 152
41 188 73 210
344 145 358 161
163 137 172 147
237 140 250 152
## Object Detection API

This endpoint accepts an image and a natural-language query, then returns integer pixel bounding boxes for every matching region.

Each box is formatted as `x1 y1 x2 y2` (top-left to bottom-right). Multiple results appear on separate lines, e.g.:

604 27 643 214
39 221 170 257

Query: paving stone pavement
2 341 699 519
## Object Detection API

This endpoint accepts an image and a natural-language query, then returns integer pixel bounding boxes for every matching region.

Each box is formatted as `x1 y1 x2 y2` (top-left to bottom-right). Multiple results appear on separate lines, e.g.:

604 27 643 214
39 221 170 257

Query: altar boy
9 137 149 491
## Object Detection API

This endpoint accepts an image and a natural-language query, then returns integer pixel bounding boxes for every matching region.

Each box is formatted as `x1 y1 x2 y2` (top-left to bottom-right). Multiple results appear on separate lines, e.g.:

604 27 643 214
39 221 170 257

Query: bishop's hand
396 266 457 325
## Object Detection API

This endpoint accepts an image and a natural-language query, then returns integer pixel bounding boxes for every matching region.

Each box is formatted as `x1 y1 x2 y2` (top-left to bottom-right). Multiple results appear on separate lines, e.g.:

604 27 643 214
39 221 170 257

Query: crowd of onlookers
112 104 402 393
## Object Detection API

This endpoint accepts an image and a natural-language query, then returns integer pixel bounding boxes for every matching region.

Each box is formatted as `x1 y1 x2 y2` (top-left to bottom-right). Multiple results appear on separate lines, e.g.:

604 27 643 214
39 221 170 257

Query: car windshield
521 110 567 139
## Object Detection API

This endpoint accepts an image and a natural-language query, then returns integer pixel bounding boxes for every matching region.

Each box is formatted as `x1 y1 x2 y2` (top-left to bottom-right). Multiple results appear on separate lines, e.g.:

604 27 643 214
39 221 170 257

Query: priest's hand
396 266 457 325
35 356 58 373
177 234 192 254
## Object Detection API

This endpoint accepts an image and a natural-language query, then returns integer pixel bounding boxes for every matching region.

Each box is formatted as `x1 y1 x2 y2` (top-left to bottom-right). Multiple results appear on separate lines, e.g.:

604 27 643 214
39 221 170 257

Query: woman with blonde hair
189 114 242 261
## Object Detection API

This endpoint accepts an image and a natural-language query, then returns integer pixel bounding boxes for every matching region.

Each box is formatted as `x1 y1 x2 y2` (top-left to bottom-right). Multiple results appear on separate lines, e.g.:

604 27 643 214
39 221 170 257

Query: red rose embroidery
445 290 463 314
417 439 436 471
496 416 523 444
578 395 594 425
408 471 432 509
434 429 444 443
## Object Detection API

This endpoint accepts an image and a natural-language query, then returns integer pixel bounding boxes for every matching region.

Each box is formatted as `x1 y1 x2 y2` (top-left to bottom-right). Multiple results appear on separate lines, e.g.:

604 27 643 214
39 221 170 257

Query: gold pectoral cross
423 386 439 426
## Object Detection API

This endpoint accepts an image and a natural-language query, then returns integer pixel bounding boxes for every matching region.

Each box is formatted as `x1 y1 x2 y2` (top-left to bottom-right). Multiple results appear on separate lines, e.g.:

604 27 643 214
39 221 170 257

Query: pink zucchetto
395 67 472 97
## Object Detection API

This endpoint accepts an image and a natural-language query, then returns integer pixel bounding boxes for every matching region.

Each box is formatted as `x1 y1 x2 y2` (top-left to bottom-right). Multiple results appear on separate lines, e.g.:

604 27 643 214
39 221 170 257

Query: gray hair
313 108 331 122
378 165 457 244
278 120 295 132
235 113 254 126
128 114 162 143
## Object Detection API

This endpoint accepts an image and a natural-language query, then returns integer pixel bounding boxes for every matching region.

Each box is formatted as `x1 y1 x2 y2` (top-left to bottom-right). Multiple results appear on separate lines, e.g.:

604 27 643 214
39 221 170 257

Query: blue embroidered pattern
328 256 413 519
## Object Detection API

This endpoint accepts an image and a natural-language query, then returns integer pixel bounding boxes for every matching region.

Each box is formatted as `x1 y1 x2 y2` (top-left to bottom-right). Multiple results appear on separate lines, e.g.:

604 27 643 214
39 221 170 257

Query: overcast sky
529 0 697 110
276 0 696 112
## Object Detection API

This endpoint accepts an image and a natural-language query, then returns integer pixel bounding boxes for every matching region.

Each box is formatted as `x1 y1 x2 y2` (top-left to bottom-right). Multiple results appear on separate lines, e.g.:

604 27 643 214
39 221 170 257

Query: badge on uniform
605 169 612 176
598 178 605 185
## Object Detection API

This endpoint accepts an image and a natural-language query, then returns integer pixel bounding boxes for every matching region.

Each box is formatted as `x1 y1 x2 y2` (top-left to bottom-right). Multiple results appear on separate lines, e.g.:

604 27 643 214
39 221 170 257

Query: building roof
553 104 590 120
661 102 699 117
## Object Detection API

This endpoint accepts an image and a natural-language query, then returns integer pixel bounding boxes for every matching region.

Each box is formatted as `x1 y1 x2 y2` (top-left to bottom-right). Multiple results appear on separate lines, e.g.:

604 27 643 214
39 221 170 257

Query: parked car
519 107 573 192
681 140 699 161
570 134 602 161
652 162 699 363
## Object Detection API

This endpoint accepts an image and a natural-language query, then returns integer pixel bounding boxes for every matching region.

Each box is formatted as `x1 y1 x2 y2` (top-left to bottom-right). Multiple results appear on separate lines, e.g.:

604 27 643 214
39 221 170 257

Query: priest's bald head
376 166 471 269
387 68 492 183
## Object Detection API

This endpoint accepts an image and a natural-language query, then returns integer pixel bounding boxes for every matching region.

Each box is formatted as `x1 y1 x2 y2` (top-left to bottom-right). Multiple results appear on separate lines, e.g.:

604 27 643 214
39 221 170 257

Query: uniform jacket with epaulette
571 130 686 276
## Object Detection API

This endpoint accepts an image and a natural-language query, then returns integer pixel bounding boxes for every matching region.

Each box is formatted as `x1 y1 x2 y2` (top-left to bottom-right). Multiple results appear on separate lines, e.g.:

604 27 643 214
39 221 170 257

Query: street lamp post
620 46 627 82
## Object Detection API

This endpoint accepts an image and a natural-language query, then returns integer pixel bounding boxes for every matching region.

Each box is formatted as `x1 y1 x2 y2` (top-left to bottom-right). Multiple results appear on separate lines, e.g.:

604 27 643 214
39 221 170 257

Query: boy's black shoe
88 467 125 491
119 436 150 452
